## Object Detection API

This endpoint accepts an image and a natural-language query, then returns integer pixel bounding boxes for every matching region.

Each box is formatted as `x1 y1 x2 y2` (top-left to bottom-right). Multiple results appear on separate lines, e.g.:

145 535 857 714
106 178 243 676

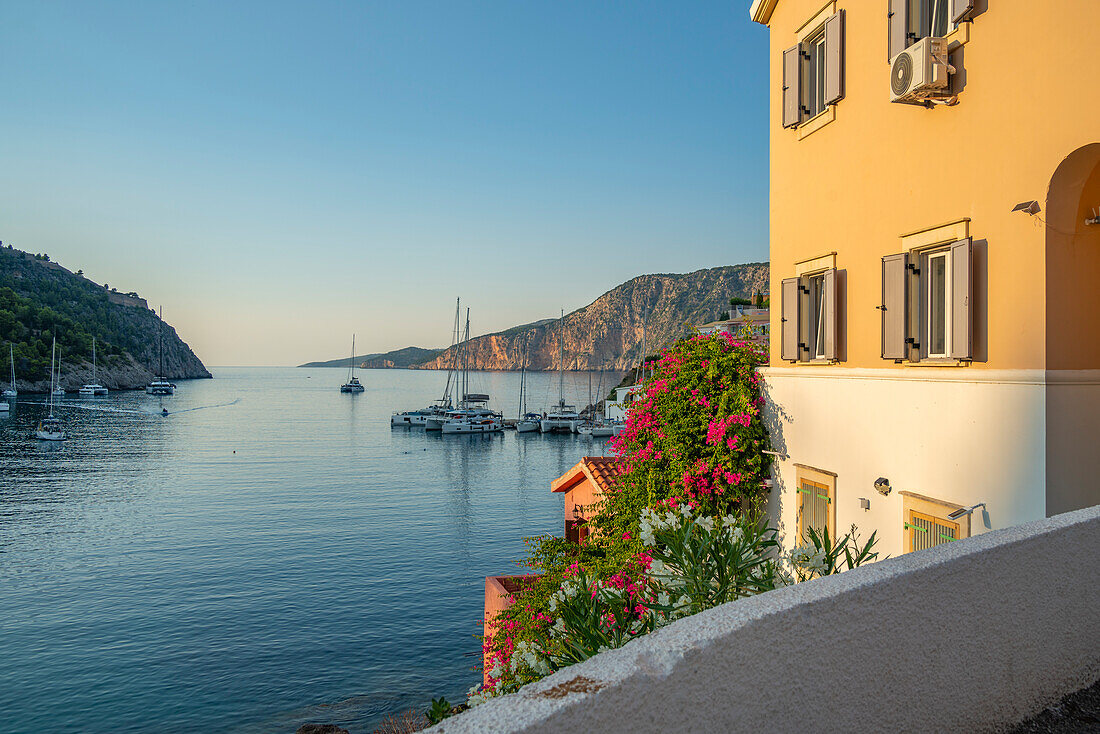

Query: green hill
0 245 210 391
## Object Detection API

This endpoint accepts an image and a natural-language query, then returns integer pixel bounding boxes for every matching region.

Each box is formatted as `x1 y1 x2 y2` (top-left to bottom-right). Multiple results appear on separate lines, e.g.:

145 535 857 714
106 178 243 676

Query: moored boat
3 344 16 398
340 335 365 393
146 307 176 395
80 338 109 396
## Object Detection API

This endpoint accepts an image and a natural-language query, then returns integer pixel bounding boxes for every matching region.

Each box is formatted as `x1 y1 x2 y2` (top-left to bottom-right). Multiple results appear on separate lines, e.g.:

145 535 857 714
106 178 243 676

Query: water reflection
0 368 621 733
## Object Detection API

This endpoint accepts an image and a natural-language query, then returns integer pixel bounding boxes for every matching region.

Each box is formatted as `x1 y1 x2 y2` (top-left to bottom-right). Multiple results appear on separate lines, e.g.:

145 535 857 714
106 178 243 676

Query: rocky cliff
0 245 211 392
413 263 768 372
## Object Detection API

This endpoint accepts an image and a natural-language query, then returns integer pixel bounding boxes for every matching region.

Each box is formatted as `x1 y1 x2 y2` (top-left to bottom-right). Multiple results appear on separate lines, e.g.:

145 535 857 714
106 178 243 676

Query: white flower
656 591 670 606
680 503 693 518
489 661 503 678
551 617 566 634
649 559 666 576
694 515 715 533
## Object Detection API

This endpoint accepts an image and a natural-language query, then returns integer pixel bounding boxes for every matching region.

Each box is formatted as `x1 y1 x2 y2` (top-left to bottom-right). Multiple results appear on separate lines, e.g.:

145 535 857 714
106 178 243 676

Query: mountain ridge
298 263 769 373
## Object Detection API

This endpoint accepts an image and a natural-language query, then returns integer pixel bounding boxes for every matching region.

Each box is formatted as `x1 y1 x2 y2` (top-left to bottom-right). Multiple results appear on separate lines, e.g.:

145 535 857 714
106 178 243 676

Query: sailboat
146 307 176 395
340 335 365 393
52 347 65 397
440 309 503 434
395 300 459 427
80 338 109 396
35 338 66 441
2 344 16 398
515 339 540 433
541 309 580 433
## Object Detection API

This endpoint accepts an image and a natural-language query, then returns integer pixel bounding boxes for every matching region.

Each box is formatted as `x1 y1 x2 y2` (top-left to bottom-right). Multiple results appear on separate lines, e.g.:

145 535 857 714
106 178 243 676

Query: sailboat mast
442 297 460 405
558 309 565 407
349 334 356 381
158 306 164 377
462 308 470 407
48 338 56 417
641 310 647 385
92 337 96 384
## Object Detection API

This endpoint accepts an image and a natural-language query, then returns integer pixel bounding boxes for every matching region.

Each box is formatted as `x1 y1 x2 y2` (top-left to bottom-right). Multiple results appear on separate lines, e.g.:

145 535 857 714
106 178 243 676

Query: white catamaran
80 337 109 396
35 338 66 441
146 307 176 395
541 309 580 433
340 335 365 393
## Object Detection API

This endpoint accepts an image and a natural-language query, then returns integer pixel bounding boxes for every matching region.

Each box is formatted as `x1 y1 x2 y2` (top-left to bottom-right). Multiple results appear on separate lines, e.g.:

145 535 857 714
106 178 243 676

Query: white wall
759 367 1049 556
432 505 1100 733
1046 370 1100 516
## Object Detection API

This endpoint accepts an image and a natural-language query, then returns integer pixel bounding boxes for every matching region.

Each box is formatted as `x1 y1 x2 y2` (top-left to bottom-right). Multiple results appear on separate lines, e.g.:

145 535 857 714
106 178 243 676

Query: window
780 268 837 363
880 237 972 362
900 491 970 553
906 510 959 552
795 469 835 542
782 10 844 130
910 0 951 41
803 30 828 120
924 249 951 358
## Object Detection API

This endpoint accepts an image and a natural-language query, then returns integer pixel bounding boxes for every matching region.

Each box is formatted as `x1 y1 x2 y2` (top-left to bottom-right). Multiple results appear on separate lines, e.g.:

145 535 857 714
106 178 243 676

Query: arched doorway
1045 143 1100 516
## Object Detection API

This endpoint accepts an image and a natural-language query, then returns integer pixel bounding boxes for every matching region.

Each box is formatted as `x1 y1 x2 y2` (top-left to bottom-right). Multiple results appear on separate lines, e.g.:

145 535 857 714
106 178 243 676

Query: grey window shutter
823 268 838 360
782 45 801 128
781 277 800 361
881 254 907 359
950 238 973 360
952 0 975 24
888 0 909 61
824 10 844 105
798 277 812 362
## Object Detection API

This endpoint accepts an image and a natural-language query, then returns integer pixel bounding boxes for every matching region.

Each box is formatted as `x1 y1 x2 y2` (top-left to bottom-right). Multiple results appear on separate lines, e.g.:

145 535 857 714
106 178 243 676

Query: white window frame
909 0 952 41
923 248 952 359
801 29 828 120
806 272 828 360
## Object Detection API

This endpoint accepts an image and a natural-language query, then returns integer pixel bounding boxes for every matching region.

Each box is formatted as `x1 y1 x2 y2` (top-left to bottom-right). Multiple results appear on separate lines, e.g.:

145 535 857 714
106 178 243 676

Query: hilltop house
752 0 1100 556
603 384 642 423
696 306 770 347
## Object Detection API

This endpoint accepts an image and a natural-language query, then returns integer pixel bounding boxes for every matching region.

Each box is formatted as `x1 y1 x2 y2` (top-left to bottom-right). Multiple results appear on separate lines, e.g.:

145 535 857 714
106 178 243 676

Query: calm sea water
0 367 620 734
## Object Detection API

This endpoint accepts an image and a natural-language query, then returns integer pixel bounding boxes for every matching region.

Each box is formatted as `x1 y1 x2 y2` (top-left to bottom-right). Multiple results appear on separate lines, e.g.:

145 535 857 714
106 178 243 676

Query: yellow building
750 0 1100 556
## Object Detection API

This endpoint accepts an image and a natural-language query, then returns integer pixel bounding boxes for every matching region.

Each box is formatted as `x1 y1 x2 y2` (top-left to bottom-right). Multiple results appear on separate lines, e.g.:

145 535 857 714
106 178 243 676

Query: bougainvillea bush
596 331 774 547
470 506 878 708
475 332 774 702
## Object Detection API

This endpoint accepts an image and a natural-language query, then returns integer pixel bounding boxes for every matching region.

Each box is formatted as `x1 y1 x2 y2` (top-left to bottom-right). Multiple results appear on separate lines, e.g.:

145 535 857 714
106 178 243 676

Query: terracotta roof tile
582 456 624 493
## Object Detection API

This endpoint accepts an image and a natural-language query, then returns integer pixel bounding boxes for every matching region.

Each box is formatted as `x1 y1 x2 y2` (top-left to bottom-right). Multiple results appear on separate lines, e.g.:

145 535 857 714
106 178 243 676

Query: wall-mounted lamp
947 502 986 520
572 505 581 519
762 450 788 460
859 497 870 511
873 477 892 496
1012 200 1041 215
1086 207 1099 226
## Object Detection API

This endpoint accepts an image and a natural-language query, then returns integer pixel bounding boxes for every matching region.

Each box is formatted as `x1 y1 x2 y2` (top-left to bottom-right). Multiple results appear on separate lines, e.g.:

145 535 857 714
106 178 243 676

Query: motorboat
80 338 108 396
441 407 504 434
392 401 451 427
35 416 65 441
340 334 366 393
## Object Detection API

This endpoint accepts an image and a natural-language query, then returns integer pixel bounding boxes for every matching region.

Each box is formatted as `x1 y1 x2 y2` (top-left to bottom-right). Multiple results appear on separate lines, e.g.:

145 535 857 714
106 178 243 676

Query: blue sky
0 1 768 365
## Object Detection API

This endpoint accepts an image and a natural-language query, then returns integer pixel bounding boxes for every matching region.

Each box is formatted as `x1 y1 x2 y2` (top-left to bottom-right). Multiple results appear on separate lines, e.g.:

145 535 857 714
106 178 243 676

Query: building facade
696 306 770 347
751 0 1100 556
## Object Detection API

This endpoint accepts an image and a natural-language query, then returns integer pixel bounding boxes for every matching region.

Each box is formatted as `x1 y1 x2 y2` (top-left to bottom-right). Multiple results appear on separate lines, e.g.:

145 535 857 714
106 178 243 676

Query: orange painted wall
763 0 1100 371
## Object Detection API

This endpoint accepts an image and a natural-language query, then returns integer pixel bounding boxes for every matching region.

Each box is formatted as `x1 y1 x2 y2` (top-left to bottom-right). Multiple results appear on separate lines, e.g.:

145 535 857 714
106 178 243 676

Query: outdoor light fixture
1012 200 1041 215
948 502 986 520
873 477 892 495
1086 207 1099 226
572 505 581 519
859 497 871 511
762 450 788 459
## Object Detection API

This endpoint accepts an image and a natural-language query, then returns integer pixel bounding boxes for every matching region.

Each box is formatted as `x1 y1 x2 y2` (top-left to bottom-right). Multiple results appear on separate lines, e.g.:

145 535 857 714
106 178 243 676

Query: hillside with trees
0 245 210 392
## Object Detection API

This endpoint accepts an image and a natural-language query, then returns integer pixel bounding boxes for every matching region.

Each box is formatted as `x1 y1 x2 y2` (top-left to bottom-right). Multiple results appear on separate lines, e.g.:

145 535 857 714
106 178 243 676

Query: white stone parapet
432 504 1100 733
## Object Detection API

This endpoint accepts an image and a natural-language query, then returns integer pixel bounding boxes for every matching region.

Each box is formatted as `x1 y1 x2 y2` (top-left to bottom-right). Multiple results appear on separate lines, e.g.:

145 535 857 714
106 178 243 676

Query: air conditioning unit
890 36 953 104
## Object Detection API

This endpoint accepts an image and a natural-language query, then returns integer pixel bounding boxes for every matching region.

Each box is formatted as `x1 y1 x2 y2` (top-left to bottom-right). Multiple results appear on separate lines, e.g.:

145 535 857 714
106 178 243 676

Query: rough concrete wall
434 505 1100 733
